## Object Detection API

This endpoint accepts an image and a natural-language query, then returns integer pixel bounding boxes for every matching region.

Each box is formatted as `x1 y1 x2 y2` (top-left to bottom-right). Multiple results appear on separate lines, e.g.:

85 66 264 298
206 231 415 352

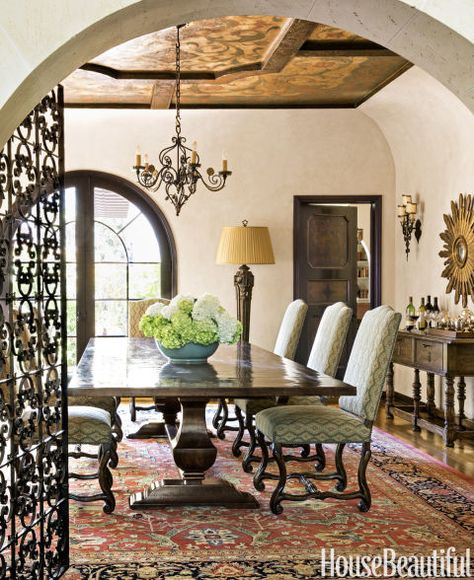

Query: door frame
293 195 382 309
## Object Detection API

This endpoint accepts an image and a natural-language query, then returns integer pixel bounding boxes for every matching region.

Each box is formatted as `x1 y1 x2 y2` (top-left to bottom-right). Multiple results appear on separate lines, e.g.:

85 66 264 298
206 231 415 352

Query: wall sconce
398 195 422 260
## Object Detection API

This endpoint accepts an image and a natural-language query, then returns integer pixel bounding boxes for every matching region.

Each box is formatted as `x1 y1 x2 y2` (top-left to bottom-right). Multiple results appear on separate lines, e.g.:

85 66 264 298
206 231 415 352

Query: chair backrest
128 298 169 338
307 302 352 376
273 299 308 360
339 305 401 422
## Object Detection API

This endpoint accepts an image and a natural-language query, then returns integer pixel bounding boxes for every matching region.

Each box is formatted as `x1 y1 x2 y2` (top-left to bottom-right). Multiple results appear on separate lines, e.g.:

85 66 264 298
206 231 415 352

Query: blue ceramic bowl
155 340 219 364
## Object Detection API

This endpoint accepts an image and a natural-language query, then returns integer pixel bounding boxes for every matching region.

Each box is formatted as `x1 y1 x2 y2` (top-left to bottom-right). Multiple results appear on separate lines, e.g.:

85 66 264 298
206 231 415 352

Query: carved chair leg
129 397 137 422
216 399 229 440
98 441 116 514
270 443 287 515
112 411 124 443
253 429 269 491
212 399 224 430
232 405 246 457
242 415 258 473
334 443 347 491
109 437 119 469
357 442 372 513
315 443 326 472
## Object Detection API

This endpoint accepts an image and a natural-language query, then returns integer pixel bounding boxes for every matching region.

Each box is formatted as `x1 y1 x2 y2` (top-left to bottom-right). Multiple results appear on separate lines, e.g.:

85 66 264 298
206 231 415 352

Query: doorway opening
293 195 382 373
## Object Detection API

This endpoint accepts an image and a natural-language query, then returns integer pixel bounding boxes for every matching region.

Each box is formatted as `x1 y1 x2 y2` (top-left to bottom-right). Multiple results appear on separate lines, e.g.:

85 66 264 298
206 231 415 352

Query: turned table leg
457 376 466 430
426 372 436 417
443 376 456 447
386 362 394 419
412 368 421 432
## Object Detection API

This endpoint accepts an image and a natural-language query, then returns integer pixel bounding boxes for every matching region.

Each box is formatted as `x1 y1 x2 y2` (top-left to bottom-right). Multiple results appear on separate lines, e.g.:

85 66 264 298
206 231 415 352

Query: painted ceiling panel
89 16 286 72
63 16 411 109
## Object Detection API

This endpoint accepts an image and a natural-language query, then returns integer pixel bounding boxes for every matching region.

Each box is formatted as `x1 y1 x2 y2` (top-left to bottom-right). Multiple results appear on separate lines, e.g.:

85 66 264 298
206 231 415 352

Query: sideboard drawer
393 335 414 364
415 340 444 371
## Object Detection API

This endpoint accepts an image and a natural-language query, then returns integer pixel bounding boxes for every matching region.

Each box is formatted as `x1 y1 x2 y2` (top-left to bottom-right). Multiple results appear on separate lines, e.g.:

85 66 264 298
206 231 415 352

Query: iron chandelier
133 24 232 216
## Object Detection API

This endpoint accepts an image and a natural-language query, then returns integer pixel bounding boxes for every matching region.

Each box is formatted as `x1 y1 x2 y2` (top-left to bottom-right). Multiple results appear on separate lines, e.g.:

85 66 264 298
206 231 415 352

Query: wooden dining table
68 337 356 509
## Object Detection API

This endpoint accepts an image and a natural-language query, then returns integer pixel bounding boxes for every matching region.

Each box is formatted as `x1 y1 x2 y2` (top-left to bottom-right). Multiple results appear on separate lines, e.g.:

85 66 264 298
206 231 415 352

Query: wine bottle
425 295 433 313
406 296 415 330
432 297 440 328
425 295 433 327
417 298 427 331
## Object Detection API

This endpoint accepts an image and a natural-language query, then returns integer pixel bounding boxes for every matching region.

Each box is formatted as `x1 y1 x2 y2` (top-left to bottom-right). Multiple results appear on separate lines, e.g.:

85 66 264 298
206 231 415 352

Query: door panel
295 204 357 372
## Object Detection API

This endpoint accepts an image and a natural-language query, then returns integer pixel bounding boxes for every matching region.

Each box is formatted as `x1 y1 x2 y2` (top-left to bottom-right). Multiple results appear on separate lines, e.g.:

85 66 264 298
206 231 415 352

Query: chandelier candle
133 25 232 216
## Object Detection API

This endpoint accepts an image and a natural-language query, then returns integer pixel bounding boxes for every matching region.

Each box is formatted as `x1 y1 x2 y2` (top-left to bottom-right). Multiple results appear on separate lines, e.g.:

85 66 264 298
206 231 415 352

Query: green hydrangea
139 294 242 349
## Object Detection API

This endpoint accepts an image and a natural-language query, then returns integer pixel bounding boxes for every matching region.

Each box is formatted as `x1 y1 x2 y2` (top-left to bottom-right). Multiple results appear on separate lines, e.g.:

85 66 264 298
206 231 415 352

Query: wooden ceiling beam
150 81 175 109
299 40 397 57
261 19 318 72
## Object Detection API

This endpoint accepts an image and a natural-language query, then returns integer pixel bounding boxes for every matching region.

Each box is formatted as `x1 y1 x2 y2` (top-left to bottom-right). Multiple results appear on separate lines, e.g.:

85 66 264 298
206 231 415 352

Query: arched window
65 170 176 364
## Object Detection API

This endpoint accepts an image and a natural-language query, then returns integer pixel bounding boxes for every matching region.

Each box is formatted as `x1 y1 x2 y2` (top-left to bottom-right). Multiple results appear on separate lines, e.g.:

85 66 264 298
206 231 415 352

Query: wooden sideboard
386 329 474 447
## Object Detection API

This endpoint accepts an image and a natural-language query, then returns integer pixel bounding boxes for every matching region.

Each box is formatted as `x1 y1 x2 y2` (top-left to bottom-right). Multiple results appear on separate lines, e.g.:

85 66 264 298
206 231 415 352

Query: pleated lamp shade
216 225 275 265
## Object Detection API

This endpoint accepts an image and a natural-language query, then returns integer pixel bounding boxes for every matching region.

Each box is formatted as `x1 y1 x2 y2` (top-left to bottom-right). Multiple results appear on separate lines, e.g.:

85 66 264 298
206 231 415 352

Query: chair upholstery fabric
128 298 169 337
307 302 352 376
339 306 401 422
287 302 352 406
69 406 112 445
273 299 308 359
234 397 277 416
69 395 117 416
256 405 371 444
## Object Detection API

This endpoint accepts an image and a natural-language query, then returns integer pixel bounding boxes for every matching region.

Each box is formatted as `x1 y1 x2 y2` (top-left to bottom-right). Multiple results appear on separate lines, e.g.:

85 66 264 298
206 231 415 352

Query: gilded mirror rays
439 193 474 307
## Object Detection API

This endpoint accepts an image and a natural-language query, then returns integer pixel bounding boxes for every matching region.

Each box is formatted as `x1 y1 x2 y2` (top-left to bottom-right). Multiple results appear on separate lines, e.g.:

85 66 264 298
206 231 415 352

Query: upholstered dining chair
128 298 169 421
230 299 308 469
235 301 352 472
68 405 117 513
253 305 401 515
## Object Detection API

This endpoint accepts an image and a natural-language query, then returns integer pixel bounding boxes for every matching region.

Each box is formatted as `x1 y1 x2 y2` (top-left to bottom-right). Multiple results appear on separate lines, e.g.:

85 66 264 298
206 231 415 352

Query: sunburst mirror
439 193 474 307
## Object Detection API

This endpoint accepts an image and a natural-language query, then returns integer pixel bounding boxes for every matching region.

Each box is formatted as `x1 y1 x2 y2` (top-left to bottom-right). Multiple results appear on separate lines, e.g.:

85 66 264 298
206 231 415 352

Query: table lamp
216 220 275 342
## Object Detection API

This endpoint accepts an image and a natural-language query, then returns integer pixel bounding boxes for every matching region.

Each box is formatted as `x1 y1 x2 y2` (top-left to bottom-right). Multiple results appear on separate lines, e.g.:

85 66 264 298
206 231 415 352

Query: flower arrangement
139 294 242 349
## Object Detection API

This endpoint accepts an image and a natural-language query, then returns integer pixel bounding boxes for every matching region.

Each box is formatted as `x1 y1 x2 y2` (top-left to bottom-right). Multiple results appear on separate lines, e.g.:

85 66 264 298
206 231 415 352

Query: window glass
129 264 161 299
94 222 127 263
95 301 127 336
121 214 161 262
95 264 127 300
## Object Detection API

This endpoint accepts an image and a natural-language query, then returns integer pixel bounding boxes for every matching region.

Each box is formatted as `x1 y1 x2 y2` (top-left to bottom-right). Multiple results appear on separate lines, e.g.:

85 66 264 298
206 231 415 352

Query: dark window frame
65 170 177 359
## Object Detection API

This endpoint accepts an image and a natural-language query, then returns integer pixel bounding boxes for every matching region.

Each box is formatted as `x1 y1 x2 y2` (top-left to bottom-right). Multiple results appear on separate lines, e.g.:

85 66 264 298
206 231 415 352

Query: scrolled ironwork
0 86 67 578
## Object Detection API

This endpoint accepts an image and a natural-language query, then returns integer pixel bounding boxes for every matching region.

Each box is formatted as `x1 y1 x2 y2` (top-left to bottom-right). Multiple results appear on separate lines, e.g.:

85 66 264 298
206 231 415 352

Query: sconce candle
398 195 422 260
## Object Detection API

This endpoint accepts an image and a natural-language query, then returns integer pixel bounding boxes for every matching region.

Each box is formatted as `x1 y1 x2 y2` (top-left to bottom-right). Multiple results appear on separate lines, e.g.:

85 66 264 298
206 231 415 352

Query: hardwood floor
375 406 474 478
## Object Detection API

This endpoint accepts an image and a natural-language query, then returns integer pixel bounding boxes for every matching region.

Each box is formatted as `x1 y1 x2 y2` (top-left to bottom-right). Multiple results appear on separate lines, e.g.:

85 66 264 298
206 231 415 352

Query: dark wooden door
294 203 357 374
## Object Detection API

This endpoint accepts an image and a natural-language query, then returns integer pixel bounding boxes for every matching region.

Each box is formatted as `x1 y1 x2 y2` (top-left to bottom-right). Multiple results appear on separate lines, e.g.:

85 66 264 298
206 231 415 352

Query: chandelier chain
175 25 181 136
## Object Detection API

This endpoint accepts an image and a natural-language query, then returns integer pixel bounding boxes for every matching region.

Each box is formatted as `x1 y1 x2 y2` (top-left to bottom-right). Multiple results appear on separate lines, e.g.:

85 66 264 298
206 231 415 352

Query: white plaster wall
64 108 395 352
363 66 474 419
1 0 473 147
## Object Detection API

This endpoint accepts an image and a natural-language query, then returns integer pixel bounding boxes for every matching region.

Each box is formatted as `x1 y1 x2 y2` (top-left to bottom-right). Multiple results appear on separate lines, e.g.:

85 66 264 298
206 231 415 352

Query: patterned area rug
66 408 473 579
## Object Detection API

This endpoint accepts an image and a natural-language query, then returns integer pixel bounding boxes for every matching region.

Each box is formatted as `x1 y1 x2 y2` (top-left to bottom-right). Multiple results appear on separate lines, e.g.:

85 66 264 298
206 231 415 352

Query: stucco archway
0 0 473 147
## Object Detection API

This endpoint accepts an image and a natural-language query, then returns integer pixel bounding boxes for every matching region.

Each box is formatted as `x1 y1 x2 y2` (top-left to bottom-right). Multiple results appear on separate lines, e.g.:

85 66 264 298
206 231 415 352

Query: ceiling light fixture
133 24 232 216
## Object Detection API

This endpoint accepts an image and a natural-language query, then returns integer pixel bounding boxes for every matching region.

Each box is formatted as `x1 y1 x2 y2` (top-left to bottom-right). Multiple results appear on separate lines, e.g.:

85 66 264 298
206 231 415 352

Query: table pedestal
129 399 259 509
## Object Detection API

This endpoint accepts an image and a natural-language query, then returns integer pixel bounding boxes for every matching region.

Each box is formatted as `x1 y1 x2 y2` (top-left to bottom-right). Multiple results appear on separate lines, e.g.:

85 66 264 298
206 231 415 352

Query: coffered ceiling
63 16 412 109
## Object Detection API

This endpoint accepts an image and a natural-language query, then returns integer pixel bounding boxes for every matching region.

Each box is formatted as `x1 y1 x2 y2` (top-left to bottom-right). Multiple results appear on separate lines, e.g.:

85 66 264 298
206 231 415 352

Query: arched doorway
65 170 176 364
0 0 473 146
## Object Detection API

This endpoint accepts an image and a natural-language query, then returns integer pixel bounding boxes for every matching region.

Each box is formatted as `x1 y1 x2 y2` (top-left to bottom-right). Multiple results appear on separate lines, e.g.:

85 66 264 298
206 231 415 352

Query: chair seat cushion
255 405 371 444
235 397 277 416
69 395 117 416
68 406 112 445
286 395 324 406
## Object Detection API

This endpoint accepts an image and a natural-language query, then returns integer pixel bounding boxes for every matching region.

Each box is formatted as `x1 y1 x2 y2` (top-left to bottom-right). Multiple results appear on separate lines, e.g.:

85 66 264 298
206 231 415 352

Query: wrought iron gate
0 87 68 577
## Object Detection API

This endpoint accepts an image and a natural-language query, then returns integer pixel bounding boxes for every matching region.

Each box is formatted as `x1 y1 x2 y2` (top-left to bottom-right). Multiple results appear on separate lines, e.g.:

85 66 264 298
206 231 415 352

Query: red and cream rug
66 409 473 579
